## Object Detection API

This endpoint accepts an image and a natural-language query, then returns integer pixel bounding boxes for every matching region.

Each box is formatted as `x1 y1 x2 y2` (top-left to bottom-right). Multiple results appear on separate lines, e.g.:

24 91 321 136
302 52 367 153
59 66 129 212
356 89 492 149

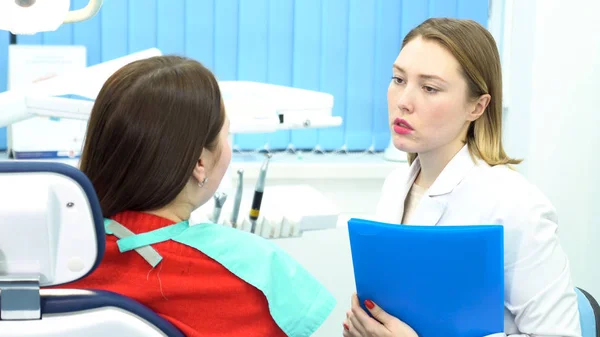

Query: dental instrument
249 153 272 233
211 192 228 224
230 169 244 228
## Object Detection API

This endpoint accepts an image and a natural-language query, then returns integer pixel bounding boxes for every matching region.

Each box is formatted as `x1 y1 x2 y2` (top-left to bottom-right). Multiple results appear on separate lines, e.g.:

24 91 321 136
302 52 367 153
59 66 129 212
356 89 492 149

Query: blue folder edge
347 218 505 337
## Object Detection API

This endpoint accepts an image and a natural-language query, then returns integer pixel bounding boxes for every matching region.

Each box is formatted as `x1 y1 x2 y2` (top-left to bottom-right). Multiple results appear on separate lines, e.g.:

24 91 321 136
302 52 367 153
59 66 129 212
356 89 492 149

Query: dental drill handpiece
249 153 272 233
230 169 244 228
211 192 228 224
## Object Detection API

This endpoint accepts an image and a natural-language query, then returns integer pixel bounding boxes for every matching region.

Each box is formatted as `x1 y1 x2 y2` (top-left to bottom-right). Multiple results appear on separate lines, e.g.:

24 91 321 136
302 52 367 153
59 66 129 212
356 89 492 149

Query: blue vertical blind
0 0 489 152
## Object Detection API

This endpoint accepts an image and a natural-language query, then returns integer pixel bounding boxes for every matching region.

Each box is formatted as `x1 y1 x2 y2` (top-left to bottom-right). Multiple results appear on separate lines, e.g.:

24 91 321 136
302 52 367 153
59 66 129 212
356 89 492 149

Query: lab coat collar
403 145 478 226
407 145 477 195
426 145 478 197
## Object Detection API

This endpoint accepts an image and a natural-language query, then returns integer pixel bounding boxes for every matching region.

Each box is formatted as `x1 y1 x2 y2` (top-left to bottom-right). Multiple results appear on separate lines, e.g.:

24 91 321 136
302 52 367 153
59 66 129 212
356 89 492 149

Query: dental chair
577 287 600 337
0 161 184 337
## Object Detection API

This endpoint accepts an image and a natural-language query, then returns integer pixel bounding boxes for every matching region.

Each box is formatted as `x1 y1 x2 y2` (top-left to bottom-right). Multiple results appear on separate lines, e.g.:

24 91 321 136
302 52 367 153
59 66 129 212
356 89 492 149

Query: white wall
504 0 600 297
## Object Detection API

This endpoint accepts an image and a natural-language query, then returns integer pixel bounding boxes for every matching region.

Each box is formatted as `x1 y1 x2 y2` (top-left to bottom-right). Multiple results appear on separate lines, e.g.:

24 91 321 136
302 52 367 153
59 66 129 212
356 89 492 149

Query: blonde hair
403 18 521 166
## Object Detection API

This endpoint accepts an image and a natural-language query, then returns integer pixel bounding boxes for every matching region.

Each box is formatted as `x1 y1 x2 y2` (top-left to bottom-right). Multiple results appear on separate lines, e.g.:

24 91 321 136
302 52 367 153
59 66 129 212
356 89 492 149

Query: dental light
0 0 103 35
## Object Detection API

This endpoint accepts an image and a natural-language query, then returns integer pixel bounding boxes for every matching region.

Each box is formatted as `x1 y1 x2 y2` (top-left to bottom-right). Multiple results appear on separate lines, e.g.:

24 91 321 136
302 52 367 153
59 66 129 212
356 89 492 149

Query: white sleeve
498 187 582 337
374 168 405 223
374 173 393 221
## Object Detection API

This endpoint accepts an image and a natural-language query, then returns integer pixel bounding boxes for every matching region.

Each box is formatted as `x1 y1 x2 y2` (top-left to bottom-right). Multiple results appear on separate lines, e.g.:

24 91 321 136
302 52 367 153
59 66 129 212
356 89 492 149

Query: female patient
343 18 581 337
53 56 334 337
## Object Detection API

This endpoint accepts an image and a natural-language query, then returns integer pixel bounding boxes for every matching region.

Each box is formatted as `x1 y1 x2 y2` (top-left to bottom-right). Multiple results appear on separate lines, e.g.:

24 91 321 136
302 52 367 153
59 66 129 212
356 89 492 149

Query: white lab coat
376 145 582 337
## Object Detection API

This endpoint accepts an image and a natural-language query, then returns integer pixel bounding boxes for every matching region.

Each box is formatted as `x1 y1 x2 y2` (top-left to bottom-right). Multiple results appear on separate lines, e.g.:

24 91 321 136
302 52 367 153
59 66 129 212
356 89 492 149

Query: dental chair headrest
0 161 105 286
0 161 184 336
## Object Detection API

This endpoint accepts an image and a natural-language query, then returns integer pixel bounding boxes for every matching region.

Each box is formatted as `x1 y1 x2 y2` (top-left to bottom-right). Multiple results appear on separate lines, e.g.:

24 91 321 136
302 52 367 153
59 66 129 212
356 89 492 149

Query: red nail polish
365 299 375 309
343 323 349 330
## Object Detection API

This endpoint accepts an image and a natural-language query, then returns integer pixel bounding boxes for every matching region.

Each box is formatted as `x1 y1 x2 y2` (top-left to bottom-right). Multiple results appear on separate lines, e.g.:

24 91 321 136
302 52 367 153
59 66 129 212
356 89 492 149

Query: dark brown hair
403 18 520 166
80 55 225 217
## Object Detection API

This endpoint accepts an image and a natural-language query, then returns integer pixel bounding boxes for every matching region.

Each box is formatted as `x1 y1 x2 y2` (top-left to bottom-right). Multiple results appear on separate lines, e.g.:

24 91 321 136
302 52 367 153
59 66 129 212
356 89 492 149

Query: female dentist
343 18 581 337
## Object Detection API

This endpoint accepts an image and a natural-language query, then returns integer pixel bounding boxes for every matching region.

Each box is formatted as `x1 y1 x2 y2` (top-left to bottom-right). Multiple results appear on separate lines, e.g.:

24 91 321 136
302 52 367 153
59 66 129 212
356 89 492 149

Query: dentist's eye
423 86 438 94
391 76 404 85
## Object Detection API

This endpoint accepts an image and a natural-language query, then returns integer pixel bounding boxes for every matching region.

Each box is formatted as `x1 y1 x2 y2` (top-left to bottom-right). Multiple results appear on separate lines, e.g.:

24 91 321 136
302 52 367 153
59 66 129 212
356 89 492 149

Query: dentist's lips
393 118 413 135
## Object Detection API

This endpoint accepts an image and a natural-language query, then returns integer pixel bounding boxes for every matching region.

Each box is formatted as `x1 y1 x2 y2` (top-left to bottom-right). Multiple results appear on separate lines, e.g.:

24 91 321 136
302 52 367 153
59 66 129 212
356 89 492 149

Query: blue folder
348 218 505 337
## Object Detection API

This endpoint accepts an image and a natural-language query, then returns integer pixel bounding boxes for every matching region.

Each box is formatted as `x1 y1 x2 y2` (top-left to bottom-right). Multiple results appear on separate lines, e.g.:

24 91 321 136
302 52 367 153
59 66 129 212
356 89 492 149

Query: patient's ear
467 94 491 121
192 157 207 186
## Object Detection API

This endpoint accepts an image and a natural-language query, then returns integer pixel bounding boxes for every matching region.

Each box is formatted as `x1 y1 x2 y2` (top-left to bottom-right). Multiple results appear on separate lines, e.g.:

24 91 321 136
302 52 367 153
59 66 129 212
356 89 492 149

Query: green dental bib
104 219 336 337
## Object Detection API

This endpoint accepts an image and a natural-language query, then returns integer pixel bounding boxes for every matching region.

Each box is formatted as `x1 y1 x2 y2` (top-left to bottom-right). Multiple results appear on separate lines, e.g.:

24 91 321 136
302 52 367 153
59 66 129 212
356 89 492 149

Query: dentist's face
387 37 475 156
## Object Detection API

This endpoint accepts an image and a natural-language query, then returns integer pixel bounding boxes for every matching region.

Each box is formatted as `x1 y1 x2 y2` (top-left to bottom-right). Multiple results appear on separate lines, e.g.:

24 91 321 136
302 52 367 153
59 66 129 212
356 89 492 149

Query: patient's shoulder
180 222 281 252
173 222 303 277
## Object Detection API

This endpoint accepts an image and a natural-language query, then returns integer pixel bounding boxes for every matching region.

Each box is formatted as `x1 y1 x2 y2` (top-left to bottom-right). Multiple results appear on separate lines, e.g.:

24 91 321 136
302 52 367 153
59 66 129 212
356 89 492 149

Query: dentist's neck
414 141 465 188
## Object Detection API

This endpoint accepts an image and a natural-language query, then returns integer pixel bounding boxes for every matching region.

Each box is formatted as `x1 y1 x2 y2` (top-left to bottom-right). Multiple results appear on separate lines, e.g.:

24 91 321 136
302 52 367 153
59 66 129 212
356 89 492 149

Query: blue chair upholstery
577 287 600 337
0 161 184 337
37 289 185 336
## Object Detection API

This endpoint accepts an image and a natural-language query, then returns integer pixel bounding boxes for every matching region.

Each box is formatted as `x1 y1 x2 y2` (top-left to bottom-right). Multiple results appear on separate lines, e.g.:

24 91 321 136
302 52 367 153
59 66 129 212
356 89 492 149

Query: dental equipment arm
0 0 103 35
63 0 103 24
220 81 341 134
0 1 343 134
0 63 342 133
0 48 162 128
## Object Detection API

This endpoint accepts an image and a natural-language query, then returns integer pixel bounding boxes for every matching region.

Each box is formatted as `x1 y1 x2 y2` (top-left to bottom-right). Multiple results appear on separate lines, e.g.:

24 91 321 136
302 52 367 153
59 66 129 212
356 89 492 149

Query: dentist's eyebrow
392 64 405 73
393 64 448 84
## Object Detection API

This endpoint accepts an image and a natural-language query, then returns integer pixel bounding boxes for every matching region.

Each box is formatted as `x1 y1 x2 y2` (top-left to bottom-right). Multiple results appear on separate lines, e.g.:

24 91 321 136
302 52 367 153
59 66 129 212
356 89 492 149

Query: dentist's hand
343 293 418 337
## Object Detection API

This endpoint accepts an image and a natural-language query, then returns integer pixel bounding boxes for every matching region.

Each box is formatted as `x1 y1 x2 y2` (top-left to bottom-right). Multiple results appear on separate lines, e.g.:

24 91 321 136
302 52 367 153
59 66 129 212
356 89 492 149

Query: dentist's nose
396 86 415 114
